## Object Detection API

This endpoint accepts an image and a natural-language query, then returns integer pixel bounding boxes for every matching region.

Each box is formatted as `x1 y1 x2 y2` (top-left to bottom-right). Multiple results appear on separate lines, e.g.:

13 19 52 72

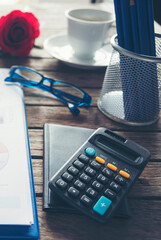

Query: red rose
0 10 40 57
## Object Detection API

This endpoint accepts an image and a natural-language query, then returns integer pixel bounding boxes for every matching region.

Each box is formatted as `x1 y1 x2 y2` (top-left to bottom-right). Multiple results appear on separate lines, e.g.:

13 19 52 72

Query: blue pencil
147 0 156 56
113 0 124 47
124 0 140 121
113 0 138 121
120 0 133 51
135 0 149 121
120 0 141 121
136 0 153 55
130 0 140 53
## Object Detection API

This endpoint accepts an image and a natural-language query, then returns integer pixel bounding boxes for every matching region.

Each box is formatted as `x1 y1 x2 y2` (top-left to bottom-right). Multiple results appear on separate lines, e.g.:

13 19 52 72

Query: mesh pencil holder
98 34 161 126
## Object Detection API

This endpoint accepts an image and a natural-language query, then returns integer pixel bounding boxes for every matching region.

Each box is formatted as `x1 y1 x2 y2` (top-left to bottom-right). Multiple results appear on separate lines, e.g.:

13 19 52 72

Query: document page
0 69 34 225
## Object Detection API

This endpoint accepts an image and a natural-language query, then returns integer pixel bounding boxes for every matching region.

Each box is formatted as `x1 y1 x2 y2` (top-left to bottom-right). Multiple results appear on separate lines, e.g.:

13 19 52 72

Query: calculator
49 128 150 223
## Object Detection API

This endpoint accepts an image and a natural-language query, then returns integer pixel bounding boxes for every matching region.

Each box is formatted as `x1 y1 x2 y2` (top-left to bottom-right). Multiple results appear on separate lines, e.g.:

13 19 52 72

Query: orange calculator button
119 170 130 179
107 163 117 171
95 156 105 164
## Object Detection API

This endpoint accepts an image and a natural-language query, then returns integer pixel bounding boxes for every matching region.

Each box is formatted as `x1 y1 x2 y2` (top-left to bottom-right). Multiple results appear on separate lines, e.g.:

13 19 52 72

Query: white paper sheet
0 69 34 225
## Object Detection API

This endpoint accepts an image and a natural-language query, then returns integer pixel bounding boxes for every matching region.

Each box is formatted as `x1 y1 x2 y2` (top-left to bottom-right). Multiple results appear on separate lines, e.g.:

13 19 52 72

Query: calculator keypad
54 147 130 218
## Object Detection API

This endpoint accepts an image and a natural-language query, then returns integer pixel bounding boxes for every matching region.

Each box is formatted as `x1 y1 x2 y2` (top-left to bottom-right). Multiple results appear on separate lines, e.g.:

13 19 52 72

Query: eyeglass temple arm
44 79 91 105
51 87 87 104
67 103 80 116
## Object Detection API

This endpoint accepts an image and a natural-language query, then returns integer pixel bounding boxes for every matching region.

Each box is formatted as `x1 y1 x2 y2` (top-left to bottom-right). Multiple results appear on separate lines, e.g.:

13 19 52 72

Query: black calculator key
73 160 84 170
110 182 121 193
92 180 103 191
102 168 113 178
68 166 79 176
85 167 96 177
56 179 67 190
74 180 85 190
62 172 73 182
80 195 93 206
86 187 98 198
68 187 80 197
80 173 91 183
78 154 90 163
90 160 101 170
115 175 127 186
104 188 116 200
97 174 109 184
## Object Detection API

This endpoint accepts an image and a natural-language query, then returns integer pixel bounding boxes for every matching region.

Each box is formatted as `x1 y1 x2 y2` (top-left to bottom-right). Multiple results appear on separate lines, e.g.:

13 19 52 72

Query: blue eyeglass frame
4 66 92 116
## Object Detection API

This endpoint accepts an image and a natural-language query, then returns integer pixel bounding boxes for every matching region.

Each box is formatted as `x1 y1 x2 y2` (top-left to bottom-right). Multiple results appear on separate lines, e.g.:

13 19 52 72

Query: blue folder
0 69 39 240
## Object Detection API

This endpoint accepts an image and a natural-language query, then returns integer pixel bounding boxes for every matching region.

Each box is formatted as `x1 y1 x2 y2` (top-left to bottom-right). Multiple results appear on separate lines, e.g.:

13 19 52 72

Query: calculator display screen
95 136 140 162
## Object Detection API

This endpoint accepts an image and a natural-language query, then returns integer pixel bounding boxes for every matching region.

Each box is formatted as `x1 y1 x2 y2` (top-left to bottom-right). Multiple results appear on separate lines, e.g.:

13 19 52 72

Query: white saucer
44 34 113 69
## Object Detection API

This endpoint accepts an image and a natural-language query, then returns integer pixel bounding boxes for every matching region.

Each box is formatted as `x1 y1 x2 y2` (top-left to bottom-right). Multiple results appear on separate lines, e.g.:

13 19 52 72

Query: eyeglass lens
14 68 42 83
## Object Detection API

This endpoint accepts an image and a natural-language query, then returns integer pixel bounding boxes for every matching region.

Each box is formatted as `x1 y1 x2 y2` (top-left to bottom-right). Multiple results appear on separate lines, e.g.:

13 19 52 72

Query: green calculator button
93 196 112 216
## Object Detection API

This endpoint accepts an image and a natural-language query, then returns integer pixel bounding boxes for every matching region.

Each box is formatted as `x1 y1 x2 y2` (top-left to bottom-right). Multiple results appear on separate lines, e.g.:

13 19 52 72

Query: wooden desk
0 1 160 239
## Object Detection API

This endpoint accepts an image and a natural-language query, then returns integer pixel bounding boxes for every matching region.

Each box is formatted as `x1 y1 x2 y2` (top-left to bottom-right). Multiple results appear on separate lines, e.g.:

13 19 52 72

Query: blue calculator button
85 147 95 157
93 196 112 216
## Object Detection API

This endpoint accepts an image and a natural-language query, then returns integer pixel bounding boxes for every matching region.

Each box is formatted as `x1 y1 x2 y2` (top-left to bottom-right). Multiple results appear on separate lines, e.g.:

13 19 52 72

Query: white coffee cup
65 8 114 59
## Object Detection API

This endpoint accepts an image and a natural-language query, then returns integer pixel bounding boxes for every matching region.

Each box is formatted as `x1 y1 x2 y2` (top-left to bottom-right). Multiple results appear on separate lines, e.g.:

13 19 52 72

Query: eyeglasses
4 66 92 116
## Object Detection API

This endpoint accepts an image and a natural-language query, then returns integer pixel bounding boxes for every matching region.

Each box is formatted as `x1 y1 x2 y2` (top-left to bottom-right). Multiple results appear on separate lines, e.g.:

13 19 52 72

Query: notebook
43 123 131 218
